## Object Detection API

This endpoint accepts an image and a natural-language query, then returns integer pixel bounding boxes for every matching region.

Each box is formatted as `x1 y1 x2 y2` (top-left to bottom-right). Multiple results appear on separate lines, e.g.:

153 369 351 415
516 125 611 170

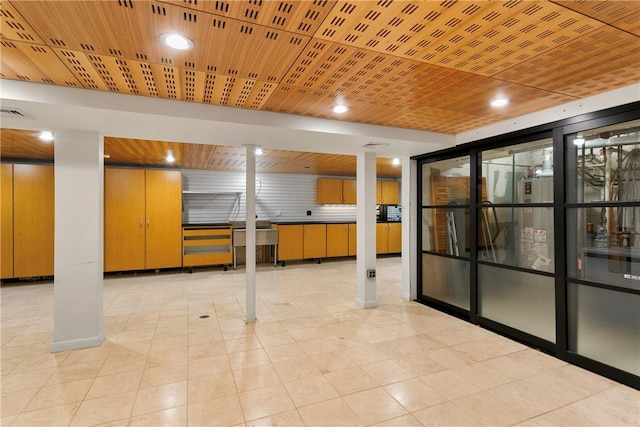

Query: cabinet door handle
147 219 150 228
139 220 143 229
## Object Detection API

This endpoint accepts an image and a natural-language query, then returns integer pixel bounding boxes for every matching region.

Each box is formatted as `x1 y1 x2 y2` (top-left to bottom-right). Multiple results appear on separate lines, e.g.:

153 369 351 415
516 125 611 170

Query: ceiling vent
361 142 390 149
1 107 34 120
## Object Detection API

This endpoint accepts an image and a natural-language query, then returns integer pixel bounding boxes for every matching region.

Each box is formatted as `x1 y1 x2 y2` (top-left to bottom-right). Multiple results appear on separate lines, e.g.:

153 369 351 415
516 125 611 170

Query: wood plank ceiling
1 0 639 175
0 129 403 178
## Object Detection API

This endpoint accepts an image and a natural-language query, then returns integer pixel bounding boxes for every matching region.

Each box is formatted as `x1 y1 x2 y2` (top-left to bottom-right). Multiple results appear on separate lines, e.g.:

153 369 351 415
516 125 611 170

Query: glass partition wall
421 156 472 312
565 119 640 377
478 138 556 345
416 104 640 389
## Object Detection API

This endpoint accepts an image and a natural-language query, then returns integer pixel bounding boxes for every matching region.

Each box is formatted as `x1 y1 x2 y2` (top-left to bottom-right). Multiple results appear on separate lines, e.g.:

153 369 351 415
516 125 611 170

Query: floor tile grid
1 258 639 426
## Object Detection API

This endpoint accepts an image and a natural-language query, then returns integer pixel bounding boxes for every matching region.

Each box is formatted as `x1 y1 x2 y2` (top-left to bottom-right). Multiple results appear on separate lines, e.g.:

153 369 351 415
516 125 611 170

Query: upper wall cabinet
377 180 400 205
316 178 356 205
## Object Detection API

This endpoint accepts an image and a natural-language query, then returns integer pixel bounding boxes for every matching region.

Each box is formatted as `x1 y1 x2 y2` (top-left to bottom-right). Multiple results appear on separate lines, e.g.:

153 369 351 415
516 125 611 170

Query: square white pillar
51 130 105 352
402 157 418 300
356 152 378 308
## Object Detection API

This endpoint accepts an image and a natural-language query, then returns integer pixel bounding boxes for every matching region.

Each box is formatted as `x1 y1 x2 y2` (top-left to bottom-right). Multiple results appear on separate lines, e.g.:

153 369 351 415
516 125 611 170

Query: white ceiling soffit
0 80 453 157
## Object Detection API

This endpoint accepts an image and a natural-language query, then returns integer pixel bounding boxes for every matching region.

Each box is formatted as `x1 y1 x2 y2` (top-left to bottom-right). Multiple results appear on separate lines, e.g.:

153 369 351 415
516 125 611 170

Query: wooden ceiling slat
0 41 80 86
495 28 640 97
552 0 639 35
0 1 44 44
2 130 402 178
159 0 338 37
2 0 639 135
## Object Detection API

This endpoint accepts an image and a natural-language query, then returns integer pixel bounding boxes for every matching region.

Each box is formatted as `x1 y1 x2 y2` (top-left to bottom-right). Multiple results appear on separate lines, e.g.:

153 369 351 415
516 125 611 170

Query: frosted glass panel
479 264 555 342
422 253 469 310
568 284 640 376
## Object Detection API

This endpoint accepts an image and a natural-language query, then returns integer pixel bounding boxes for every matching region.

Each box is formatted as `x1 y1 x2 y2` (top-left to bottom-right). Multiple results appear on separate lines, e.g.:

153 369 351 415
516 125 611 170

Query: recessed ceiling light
573 134 585 146
166 150 176 163
332 105 349 114
159 33 194 50
255 147 263 155
38 130 54 142
392 158 400 166
490 98 509 107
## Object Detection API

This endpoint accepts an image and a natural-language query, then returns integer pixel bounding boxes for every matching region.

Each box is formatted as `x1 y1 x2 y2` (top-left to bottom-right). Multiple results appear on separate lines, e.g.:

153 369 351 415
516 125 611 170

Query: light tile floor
1 257 638 426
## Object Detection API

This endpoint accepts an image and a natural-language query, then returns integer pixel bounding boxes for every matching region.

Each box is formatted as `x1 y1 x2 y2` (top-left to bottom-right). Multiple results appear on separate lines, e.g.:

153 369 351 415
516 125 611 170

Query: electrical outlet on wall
306 210 312 216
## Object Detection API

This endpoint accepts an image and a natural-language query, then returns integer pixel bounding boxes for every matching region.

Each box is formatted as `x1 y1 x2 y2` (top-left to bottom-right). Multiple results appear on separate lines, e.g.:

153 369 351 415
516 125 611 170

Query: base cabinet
327 224 349 257
183 226 232 268
275 225 303 261
105 168 182 272
276 224 327 262
377 222 402 254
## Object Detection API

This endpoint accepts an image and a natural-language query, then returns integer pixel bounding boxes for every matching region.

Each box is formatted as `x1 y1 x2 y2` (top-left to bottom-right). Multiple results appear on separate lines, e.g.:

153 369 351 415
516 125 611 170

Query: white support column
51 130 105 352
245 144 257 323
356 152 378 309
401 157 418 300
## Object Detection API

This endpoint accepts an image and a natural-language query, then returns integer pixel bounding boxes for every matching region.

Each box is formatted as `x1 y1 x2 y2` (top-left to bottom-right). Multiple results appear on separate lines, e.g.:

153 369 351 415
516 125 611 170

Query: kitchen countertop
183 220 401 227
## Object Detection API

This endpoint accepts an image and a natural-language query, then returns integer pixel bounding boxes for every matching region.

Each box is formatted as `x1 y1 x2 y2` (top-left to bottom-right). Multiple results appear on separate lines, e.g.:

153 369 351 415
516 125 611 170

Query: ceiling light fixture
490 98 509 107
392 158 400 166
38 130 54 142
255 146 263 155
332 105 349 114
159 33 194 50
166 150 175 163
573 134 585 146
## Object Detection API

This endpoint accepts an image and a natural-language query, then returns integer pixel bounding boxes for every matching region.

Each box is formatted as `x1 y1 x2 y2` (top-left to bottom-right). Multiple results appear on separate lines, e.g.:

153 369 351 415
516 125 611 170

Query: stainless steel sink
232 227 278 268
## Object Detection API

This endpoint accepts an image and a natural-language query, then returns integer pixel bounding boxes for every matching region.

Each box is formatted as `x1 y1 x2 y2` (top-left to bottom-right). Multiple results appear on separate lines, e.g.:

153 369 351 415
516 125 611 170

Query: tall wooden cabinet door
376 223 388 254
387 223 402 253
145 170 182 269
1 164 14 278
316 178 343 204
277 225 303 260
326 224 348 257
13 164 54 277
104 168 145 272
303 224 327 258
348 223 357 256
342 180 356 204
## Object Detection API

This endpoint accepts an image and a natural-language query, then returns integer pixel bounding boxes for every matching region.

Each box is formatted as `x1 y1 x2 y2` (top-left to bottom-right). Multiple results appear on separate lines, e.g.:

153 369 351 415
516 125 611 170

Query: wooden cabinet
1 164 13 279
275 224 303 261
183 226 232 268
376 222 402 254
105 168 145 271
303 224 326 258
105 168 182 272
145 170 183 269
326 223 358 258
348 223 357 256
316 178 356 205
377 180 400 205
13 164 55 277
276 224 327 261
327 224 349 257
342 179 357 204
387 222 402 253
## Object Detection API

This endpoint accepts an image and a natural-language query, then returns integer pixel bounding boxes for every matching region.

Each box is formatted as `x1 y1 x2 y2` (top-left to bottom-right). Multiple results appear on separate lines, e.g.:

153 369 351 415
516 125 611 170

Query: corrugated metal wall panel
182 170 360 224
